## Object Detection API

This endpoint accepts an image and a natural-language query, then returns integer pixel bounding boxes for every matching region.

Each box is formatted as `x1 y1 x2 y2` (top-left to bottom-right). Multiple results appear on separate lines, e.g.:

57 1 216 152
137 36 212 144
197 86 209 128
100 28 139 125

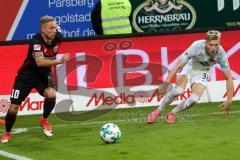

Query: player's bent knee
169 86 184 98
44 87 56 99
8 104 20 115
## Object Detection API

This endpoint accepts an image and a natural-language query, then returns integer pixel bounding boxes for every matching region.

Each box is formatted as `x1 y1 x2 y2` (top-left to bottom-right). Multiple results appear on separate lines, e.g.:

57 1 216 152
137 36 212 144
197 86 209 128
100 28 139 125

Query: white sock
157 94 174 111
171 100 186 114
172 94 200 114
157 86 184 112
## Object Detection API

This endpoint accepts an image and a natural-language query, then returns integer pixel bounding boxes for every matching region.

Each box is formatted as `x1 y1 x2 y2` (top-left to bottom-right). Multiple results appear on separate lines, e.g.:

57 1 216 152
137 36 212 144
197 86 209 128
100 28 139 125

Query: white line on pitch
20 110 240 129
1 110 240 132
0 150 32 160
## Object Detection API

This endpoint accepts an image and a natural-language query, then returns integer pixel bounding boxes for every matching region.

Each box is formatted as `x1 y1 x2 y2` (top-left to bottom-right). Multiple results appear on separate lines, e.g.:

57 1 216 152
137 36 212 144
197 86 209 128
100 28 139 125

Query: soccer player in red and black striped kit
1 16 70 143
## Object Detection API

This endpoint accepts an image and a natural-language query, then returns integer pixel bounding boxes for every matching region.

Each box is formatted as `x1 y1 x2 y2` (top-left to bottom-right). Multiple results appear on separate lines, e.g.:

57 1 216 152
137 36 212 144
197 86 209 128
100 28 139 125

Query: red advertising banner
0 0 24 40
0 30 239 95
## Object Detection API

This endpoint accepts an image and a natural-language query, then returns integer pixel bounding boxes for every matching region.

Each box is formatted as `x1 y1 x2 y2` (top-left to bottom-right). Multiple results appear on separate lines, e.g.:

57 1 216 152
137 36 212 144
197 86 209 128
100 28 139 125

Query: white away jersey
180 40 230 72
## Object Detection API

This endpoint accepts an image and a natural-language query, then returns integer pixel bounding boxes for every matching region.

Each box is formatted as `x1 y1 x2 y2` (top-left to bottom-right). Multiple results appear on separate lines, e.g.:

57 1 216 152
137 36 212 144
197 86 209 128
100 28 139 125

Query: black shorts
10 72 52 105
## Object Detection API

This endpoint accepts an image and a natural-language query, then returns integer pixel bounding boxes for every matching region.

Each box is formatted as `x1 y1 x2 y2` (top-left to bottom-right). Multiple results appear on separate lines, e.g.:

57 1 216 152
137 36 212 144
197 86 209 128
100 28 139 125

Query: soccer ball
100 123 121 143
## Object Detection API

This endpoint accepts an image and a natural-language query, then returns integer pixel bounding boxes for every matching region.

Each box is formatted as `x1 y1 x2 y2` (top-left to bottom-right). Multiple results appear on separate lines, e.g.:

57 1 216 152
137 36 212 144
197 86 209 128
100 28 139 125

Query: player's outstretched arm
165 59 187 83
160 60 187 95
219 70 234 114
34 52 71 67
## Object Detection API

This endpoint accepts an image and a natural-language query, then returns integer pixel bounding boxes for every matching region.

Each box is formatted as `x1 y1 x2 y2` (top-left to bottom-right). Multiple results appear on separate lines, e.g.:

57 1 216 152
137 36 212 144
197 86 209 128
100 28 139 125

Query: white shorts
177 64 210 86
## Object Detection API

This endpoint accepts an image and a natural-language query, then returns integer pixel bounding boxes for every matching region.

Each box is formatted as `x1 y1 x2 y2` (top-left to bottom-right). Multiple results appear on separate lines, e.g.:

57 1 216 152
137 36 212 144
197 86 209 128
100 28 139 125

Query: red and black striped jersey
18 31 63 77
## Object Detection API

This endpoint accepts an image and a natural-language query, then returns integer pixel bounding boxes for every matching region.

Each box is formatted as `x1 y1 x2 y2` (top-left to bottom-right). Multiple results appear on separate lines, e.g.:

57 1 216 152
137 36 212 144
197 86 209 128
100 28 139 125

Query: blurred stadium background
0 0 239 159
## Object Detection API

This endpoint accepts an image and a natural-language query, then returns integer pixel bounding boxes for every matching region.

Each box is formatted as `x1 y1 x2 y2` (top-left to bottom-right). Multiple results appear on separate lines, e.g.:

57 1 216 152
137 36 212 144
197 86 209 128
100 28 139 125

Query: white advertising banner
0 80 239 117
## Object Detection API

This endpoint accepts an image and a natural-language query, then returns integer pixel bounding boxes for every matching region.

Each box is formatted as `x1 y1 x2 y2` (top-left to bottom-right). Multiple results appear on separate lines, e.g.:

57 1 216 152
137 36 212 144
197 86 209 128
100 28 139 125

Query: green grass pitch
0 101 240 160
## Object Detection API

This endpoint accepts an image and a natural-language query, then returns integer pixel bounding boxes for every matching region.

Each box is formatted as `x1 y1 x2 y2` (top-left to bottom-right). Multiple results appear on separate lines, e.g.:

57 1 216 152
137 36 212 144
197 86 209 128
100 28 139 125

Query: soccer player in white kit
147 30 234 123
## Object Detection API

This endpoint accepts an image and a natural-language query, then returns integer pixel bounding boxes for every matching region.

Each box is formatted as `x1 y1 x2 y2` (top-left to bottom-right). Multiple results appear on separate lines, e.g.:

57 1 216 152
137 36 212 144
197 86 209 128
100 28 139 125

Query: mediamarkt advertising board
0 30 239 116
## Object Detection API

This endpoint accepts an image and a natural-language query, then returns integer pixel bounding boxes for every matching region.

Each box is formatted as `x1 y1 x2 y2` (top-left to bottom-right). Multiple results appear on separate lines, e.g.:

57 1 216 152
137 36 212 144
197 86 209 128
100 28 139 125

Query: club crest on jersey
53 46 59 53
33 44 41 51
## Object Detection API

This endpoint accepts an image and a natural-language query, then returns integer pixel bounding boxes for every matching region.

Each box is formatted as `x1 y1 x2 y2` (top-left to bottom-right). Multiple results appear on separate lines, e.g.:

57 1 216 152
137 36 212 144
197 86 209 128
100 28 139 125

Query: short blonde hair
206 30 221 41
40 16 55 27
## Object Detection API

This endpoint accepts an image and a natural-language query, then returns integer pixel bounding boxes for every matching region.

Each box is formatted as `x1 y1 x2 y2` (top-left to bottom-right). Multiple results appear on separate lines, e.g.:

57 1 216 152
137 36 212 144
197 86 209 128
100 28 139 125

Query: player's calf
157 86 184 112
168 94 200 123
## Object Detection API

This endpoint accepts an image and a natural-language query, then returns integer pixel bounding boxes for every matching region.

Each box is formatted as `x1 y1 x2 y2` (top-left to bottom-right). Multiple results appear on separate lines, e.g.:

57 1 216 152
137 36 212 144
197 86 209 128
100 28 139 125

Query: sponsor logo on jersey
33 44 41 51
